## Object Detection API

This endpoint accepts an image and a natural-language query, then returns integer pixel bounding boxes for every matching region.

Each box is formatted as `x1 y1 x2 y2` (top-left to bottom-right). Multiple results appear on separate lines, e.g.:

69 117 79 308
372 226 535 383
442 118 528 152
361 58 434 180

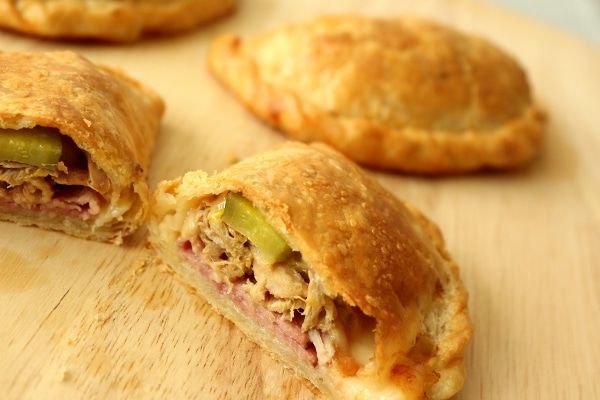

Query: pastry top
151 141 472 398
208 15 546 173
0 50 164 197
0 0 236 42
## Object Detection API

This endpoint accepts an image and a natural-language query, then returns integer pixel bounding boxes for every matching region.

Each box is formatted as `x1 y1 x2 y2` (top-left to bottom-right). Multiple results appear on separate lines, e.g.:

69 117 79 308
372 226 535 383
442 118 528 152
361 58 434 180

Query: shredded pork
182 196 338 333
0 160 105 219
179 195 374 368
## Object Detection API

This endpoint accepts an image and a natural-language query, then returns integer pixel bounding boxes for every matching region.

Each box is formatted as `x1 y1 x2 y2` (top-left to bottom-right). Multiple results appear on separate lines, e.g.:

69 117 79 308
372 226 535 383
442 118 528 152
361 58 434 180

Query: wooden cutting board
1 0 599 399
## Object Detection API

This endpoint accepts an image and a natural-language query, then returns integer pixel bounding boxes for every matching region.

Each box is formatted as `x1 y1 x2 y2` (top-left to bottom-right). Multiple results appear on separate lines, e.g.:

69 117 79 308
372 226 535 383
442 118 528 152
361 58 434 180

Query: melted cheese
326 311 405 399
93 188 132 226
347 322 375 366
339 375 408 400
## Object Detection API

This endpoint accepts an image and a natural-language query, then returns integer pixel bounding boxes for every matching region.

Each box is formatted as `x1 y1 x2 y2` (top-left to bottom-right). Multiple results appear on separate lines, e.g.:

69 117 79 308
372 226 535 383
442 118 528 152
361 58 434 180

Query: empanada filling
179 192 377 372
0 127 108 220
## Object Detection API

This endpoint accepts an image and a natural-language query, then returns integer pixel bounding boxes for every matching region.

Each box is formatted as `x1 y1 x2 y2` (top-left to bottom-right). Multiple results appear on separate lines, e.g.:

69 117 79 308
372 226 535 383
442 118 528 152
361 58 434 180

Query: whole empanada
0 50 164 243
208 15 546 174
0 0 236 42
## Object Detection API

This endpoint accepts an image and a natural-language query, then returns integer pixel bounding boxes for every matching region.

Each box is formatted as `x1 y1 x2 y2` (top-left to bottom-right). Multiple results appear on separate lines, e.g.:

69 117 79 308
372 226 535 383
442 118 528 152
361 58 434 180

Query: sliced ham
0 162 105 220
179 240 318 366
0 185 104 220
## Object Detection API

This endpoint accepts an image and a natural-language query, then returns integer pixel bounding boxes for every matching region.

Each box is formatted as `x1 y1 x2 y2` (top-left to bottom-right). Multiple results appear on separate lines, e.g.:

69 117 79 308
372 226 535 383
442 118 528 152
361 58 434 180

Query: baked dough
148 141 472 399
208 15 546 174
0 0 236 42
0 50 164 243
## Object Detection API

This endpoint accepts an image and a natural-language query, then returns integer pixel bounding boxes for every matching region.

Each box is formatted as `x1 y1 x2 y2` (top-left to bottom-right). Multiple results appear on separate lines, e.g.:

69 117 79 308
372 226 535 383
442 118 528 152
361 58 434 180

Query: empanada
208 15 546 174
148 141 472 399
0 0 236 42
0 50 164 243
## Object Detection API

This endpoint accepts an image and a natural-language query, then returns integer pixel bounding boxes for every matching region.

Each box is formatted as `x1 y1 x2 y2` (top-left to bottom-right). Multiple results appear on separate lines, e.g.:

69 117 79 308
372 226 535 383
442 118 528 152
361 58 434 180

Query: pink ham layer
179 239 318 366
0 186 103 220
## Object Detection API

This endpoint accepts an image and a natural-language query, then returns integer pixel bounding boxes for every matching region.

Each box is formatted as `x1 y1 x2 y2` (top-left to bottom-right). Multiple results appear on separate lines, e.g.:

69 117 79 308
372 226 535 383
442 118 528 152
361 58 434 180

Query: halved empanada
148 141 472 399
0 50 164 243
208 15 546 174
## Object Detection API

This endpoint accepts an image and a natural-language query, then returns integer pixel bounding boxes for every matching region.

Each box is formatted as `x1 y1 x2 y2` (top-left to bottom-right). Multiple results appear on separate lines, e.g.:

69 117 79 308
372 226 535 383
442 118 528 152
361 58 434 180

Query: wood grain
1 0 599 399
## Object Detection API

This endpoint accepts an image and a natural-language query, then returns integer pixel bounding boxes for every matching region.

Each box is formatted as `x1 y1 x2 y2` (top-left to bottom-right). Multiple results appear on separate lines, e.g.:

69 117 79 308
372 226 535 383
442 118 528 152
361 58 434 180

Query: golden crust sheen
0 50 164 242
148 141 472 399
0 0 236 42
208 15 546 174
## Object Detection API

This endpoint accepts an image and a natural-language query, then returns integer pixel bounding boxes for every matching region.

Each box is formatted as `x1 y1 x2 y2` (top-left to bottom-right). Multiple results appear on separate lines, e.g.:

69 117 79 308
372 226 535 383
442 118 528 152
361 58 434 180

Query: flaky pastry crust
0 50 164 242
0 0 236 42
208 15 546 174
148 141 472 399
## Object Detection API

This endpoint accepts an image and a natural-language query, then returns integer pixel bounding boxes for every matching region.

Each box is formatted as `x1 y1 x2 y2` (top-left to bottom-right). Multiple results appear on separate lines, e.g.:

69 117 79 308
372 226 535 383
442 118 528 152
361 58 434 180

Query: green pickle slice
222 192 293 263
0 127 63 170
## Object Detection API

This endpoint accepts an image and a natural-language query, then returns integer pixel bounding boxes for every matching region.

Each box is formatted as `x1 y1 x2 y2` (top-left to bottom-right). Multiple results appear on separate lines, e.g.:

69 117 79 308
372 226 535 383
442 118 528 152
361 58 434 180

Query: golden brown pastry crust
208 15 546 174
0 50 164 243
0 0 236 42
148 141 472 399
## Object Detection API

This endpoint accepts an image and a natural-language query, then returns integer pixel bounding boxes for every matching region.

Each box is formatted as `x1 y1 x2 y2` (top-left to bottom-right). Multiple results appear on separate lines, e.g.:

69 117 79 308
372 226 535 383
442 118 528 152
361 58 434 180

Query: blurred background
487 0 600 47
